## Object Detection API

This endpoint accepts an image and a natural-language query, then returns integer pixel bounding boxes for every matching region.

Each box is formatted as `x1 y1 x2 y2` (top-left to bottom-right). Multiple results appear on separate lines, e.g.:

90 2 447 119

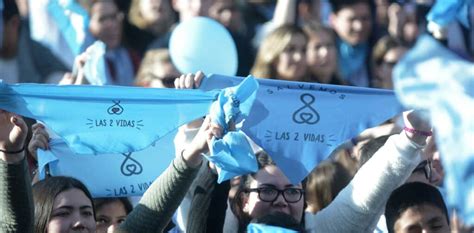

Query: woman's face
306 31 337 83
243 165 305 223
139 0 173 25
274 33 308 81
95 200 128 233
47 188 95 233
374 46 407 89
89 1 123 49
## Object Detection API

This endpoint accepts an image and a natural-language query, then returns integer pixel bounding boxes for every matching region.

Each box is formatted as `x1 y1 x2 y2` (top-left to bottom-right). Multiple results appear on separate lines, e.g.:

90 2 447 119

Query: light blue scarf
1 75 402 189
394 35 474 225
200 75 402 184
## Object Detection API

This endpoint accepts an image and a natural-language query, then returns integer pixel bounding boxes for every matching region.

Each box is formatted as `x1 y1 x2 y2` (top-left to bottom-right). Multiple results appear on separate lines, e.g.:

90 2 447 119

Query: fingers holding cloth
204 76 260 183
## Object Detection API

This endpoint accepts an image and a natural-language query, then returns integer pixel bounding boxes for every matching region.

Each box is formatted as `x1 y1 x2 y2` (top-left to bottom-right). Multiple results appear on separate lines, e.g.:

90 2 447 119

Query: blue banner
1 75 402 187
0 82 220 154
38 133 176 197
201 75 403 184
394 35 474 224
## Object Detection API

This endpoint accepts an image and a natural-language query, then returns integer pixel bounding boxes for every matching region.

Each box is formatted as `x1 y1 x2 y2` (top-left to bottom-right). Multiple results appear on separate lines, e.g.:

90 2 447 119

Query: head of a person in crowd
372 36 407 89
32 176 96 233
93 197 133 233
385 182 450 233
208 0 242 33
329 0 373 46
303 22 341 84
387 1 419 46
423 136 444 186
298 0 322 25
305 160 352 214
358 134 442 185
135 48 180 88
128 0 176 36
86 0 124 49
172 0 214 22
374 0 390 27
1 0 20 59
251 25 308 82
231 151 305 232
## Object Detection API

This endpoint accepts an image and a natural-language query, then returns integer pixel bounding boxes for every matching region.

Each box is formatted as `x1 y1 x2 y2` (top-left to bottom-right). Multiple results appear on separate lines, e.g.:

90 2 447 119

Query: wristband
403 127 433 136
0 145 25 154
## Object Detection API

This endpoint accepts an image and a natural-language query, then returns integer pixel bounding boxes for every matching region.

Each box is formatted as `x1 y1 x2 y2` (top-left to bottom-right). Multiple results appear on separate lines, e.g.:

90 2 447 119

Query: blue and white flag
201 75 403 184
38 133 176 198
47 0 91 56
82 41 108 85
29 0 91 67
394 35 474 224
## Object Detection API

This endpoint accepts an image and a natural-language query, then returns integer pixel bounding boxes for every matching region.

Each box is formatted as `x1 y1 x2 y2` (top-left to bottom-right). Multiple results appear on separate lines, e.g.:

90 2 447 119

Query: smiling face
89 1 124 49
47 188 96 233
330 2 372 45
242 165 305 223
394 204 450 233
306 30 337 83
274 33 308 81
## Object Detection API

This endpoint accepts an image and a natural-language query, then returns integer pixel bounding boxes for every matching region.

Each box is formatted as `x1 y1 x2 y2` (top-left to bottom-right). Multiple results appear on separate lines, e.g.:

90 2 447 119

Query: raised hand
0 110 28 164
27 123 50 161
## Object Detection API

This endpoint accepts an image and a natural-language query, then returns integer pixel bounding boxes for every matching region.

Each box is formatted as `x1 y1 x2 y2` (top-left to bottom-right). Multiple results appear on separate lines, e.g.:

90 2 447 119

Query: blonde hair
128 0 175 35
135 49 173 87
251 25 308 80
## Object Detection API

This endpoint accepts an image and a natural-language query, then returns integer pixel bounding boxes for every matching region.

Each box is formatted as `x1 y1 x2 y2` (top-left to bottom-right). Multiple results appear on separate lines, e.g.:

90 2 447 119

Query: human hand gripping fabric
174 71 224 168
27 123 50 162
0 110 28 164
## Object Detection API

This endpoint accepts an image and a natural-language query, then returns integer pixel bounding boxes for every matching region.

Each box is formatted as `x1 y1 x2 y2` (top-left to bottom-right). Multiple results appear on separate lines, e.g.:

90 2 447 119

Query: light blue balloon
169 17 238 76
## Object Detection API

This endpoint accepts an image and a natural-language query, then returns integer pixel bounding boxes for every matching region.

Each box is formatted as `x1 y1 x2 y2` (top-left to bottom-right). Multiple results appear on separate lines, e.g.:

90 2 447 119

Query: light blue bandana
200 75 402 184
1 75 402 190
0 77 258 155
47 0 91 55
247 223 298 233
394 35 474 225
427 0 471 28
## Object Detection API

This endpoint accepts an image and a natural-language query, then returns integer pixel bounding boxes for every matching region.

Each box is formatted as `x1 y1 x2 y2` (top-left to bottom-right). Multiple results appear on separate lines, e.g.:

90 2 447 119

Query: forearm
186 164 217 232
307 133 423 233
273 0 297 27
118 155 200 233
0 155 34 233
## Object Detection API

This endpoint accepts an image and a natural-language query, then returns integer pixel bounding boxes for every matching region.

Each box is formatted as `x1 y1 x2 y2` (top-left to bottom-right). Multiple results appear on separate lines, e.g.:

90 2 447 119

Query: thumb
10 115 28 147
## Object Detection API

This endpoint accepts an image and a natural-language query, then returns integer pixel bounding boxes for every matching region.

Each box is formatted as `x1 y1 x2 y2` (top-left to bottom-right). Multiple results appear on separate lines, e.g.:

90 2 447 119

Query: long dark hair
93 197 133 215
32 176 95 233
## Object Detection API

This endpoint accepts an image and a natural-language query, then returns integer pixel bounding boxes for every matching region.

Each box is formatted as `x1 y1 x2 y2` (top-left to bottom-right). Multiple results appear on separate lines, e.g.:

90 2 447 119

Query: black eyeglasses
247 187 304 203
412 160 432 182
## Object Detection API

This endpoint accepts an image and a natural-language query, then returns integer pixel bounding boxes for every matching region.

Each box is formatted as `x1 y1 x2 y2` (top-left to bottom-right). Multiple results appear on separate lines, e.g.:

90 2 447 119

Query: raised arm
117 72 222 233
273 0 298 27
0 111 34 233
306 110 431 233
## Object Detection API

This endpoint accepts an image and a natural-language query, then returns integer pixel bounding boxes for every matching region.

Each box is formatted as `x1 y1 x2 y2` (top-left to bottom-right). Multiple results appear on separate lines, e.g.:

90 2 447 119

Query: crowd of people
1 0 473 232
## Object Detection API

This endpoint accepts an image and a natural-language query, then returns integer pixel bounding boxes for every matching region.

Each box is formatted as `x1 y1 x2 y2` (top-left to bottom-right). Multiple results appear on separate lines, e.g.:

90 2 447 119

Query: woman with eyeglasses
231 151 305 231
174 74 434 232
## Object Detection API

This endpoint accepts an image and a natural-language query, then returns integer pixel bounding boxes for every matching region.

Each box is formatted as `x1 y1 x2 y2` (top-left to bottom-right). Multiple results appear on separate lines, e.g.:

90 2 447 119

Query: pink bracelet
403 127 433 136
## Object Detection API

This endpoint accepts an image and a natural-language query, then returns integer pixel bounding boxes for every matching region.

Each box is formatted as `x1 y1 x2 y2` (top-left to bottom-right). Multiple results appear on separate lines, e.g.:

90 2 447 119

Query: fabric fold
207 76 260 183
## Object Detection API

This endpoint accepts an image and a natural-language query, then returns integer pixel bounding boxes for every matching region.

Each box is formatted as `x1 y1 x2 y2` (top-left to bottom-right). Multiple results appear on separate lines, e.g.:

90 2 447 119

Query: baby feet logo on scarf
292 93 320 125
